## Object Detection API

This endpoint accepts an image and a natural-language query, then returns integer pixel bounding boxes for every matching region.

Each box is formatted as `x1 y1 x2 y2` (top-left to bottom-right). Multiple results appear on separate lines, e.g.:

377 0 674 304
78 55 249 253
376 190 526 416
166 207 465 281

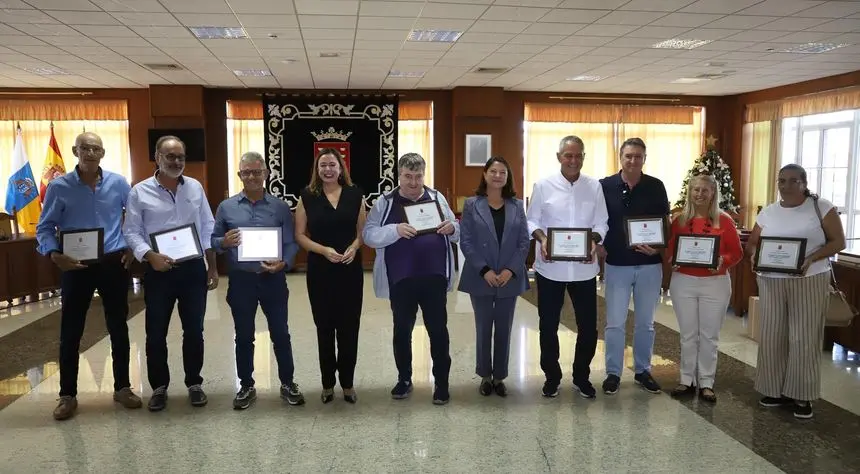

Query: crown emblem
311 127 352 141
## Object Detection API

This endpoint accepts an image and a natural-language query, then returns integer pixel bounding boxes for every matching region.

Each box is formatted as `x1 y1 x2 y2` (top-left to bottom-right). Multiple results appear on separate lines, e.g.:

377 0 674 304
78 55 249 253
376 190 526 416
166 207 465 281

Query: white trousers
669 272 731 389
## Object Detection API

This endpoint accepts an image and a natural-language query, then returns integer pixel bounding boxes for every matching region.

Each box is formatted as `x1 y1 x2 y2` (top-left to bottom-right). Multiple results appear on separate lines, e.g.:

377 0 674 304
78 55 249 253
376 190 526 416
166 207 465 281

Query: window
780 109 860 237
523 104 704 205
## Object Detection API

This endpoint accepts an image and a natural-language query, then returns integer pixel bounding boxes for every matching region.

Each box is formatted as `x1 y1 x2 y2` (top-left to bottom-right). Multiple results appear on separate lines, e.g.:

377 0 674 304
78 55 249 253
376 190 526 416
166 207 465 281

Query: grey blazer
457 196 530 298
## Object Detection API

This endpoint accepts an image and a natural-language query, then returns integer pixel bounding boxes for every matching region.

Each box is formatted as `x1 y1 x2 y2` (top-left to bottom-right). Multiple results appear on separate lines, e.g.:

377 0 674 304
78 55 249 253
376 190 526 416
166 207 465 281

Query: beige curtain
524 122 615 201
523 103 702 204
1 119 131 212
225 100 433 196
0 100 127 121
746 86 860 122
619 108 704 208
741 121 781 228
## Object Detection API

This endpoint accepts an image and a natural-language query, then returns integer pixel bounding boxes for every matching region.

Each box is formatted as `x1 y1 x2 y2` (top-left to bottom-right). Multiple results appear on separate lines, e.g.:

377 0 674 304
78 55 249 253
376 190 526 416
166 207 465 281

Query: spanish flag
40 124 66 203
4 127 41 234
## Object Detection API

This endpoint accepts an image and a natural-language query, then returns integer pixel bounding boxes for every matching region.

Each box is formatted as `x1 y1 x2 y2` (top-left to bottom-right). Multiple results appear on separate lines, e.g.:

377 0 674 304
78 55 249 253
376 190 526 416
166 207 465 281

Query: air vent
695 73 727 79
145 63 183 71
474 67 508 74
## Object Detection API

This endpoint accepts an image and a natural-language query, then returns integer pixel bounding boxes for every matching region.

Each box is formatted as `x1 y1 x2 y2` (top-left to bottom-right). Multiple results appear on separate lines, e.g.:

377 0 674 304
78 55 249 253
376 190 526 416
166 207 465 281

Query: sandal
670 384 695 398
699 388 717 403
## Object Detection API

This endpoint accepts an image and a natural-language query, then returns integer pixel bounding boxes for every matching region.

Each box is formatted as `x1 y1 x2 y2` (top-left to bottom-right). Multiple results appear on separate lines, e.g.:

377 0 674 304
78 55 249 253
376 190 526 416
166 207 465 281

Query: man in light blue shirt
211 151 303 410
36 132 142 421
122 135 218 412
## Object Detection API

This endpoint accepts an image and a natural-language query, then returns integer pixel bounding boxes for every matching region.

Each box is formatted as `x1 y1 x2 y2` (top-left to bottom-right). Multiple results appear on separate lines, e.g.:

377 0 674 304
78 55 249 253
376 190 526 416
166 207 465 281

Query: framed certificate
624 215 667 248
59 228 104 264
546 227 592 261
402 200 444 235
672 234 720 269
237 227 282 262
150 223 204 263
754 237 807 274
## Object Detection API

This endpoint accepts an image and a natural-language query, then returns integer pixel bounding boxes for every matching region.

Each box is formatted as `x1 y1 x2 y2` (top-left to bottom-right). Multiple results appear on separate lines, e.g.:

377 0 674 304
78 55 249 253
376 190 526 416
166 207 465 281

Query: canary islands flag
40 124 66 203
4 127 41 233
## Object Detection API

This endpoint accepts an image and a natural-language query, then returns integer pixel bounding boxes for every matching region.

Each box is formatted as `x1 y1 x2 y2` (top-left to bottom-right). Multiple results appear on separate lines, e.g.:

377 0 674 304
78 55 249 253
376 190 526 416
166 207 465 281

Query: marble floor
0 272 858 473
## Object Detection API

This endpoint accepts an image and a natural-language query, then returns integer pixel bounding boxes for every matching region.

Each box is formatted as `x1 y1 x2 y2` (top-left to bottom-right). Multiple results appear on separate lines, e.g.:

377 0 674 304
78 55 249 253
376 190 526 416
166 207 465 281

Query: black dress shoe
188 385 208 407
321 388 334 404
343 389 357 404
493 381 507 397
148 387 167 412
479 379 493 396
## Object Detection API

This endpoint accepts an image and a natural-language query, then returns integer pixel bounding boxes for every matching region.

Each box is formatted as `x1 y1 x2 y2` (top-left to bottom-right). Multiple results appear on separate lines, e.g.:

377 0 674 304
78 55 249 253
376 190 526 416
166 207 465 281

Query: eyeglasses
160 153 186 162
239 169 265 178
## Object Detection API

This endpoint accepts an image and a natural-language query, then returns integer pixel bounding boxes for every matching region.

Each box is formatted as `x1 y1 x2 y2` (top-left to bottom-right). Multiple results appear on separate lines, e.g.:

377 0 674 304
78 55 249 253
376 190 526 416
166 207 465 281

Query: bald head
75 132 103 148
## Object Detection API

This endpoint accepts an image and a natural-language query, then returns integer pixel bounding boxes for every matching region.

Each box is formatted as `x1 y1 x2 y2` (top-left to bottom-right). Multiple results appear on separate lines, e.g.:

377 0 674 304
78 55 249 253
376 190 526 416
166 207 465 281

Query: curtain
618 108 704 207
746 86 860 122
741 121 780 229
0 100 127 121
225 100 434 196
1 120 131 213
524 122 615 201
523 103 702 204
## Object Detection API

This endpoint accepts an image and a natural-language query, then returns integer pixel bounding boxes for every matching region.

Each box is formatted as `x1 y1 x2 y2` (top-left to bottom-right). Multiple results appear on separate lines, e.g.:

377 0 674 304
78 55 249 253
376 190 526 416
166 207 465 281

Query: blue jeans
226 271 295 388
604 263 662 377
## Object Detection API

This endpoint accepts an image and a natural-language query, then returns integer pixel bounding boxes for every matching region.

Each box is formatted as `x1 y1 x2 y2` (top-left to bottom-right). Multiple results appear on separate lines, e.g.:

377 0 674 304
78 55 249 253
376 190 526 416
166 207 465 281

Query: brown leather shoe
53 396 78 421
113 387 143 409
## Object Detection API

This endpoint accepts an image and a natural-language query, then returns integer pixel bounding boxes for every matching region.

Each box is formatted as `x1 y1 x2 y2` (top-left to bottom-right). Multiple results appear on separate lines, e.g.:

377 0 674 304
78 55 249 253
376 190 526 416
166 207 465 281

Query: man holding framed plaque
526 135 609 399
363 152 459 405
123 135 218 412
666 175 743 403
212 151 304 410
599 137 669 396
36 132 141 420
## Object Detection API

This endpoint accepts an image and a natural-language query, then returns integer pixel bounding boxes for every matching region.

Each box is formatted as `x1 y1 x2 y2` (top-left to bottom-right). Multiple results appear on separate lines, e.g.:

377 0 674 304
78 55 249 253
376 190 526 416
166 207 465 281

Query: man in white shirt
123 135 218 412
526 135 609 399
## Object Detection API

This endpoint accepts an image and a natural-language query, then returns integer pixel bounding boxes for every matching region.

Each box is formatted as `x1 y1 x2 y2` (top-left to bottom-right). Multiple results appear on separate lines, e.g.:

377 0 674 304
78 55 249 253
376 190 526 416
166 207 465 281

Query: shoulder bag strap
811 197 840 289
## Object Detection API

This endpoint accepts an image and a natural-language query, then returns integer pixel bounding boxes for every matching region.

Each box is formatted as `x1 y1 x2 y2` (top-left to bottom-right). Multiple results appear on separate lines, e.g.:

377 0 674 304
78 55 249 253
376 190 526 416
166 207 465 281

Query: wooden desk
824 255 860 353
0 234 61 305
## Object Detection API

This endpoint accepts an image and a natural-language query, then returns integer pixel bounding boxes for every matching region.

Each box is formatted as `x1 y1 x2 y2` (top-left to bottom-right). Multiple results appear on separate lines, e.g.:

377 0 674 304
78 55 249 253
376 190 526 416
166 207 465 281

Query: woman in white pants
667 174 743 403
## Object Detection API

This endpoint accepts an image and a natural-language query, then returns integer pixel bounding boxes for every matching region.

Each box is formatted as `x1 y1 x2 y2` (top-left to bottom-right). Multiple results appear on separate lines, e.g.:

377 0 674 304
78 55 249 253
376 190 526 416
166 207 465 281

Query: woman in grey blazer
458 156 530 397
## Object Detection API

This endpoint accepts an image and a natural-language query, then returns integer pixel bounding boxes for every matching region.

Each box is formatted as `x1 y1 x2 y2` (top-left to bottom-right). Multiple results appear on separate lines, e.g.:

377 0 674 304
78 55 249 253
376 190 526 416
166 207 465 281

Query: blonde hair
678 174 723 228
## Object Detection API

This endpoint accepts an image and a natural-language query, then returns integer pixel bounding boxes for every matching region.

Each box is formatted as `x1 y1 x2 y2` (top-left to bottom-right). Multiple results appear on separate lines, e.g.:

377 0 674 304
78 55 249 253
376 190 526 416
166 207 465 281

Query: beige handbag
811 197 858 327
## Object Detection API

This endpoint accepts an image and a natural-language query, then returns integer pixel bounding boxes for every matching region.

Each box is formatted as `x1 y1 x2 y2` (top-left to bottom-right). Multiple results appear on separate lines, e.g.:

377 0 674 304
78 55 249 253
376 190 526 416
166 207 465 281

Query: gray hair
155 135 183 153
398 152 425 173
239 151 265 168
558 135 585 153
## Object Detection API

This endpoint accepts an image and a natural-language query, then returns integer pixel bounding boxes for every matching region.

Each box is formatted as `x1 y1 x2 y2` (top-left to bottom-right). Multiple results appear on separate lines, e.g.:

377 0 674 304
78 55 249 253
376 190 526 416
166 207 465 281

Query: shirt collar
72 165 103 184
239 191 270 204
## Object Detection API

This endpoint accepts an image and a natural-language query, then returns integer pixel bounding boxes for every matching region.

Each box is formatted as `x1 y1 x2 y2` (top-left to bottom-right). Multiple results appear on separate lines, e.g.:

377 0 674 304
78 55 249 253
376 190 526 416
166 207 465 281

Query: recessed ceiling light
388 70 425 78
233 69 271 77
24 67 69 75
565 75 602 81
280 59 297 64
188 26 247 39
652 38 712 50
671 77 708 84
407 29 463 42
778 42 849 53
319 52 339 58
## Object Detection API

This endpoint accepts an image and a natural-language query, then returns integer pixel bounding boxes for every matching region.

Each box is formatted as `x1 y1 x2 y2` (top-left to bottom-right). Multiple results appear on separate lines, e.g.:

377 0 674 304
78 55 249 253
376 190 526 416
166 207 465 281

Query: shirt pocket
543 194 570 227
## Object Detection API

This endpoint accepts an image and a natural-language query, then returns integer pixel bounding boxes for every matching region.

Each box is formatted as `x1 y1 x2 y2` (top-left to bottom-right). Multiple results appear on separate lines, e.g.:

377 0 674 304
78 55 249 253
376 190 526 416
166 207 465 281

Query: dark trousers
59 254 130 397
390 275 451 387
470 295 517 380
307 267 362 389
535 273 598 385
143 258 207 390
227 271 295 388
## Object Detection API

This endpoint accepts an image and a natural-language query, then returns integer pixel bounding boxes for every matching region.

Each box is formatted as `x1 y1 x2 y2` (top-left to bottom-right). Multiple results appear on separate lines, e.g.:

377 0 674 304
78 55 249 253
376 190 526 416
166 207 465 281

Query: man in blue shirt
36 132 142 421
123 135 218 412
599 138 670 396
211 151 303 410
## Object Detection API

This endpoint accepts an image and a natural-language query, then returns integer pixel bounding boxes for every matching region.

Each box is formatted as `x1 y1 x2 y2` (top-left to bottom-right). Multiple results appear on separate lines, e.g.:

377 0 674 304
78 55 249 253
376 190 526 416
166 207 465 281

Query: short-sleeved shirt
756 196 834 278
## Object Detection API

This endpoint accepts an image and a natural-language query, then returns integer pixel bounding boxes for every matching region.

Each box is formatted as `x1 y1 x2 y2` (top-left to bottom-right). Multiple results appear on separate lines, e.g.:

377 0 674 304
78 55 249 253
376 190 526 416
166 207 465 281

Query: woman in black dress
295 148 366 404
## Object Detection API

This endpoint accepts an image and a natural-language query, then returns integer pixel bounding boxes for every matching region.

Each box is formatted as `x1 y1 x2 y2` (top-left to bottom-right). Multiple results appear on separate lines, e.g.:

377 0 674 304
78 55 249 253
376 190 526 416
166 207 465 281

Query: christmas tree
674 135 740 215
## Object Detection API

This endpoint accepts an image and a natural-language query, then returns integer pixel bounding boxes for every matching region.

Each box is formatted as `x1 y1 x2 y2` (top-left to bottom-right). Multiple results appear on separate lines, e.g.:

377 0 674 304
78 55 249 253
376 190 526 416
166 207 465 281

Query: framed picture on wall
465 134 491 167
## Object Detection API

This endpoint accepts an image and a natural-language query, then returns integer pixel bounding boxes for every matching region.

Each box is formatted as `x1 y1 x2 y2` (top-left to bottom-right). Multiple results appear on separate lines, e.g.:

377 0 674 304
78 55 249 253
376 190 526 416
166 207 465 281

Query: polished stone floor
0 272 858 473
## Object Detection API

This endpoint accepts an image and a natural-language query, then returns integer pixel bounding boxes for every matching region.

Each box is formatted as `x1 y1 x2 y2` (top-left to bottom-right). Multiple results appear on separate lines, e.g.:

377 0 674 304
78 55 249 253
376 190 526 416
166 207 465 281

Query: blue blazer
458 196 530 298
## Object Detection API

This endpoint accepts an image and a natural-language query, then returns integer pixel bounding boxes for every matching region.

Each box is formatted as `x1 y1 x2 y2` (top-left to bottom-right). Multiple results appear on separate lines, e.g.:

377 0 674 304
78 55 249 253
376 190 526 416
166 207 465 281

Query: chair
0 207 19 240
